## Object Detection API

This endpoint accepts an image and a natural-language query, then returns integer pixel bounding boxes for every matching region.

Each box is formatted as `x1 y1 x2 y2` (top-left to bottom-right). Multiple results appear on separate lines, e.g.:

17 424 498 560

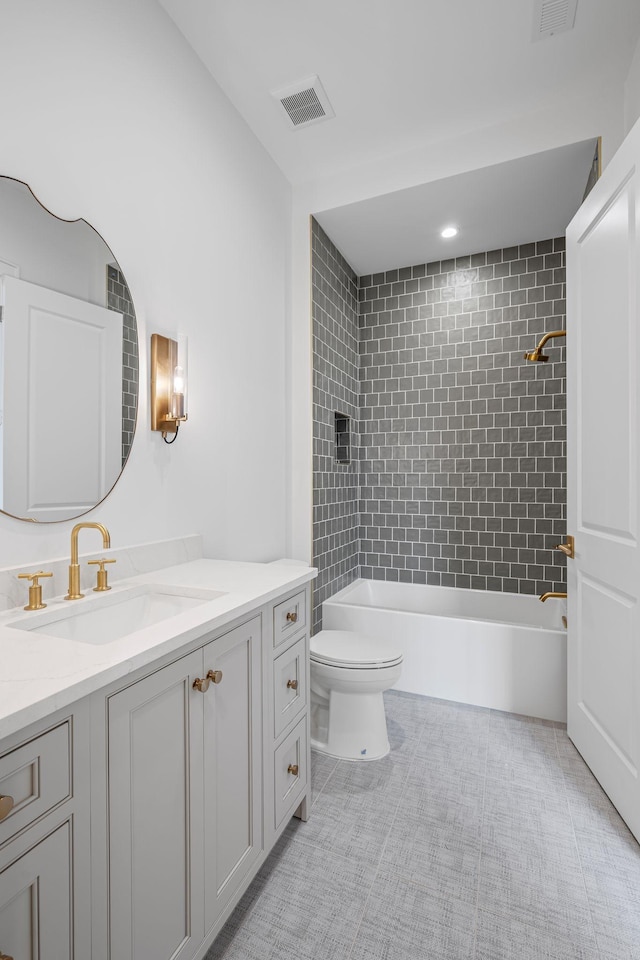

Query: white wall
624 36 640 134
0 0 291 568
288 82 627 561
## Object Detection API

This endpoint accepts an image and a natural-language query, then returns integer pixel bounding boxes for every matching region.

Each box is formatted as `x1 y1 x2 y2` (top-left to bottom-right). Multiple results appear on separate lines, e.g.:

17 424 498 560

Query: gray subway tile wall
359 240 567 595
107 264 138 466
311 223 567 629
312 219 360 633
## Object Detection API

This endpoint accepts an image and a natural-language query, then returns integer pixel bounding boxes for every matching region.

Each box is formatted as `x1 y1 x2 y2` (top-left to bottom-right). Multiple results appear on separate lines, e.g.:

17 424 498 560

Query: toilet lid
310 630 403 668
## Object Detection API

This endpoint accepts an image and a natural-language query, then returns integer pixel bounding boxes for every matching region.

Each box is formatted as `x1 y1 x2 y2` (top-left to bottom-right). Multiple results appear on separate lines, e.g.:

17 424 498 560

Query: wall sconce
150 334 188 443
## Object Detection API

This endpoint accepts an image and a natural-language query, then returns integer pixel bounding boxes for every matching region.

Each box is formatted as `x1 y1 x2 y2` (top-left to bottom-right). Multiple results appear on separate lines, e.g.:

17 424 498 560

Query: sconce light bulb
173 365 185 394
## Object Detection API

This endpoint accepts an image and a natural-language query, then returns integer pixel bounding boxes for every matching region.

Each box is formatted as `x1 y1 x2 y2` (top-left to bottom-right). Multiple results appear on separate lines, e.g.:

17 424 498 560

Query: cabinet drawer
273 636 307 740
273 590 306 649
273 716 307 830
0 723 71 848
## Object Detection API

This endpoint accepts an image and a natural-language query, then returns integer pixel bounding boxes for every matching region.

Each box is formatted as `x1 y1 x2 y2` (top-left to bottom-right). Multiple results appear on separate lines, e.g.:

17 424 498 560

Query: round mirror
0 176 138 522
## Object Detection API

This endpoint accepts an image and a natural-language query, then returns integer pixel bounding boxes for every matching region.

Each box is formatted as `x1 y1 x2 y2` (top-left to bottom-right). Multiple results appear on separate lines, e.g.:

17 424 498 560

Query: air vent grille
532 0 577 40
271 75 335 130
281 88 325 126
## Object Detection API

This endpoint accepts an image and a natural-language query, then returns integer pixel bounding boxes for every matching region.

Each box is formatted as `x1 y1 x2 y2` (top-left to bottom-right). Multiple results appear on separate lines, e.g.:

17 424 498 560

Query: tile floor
206 691 640 960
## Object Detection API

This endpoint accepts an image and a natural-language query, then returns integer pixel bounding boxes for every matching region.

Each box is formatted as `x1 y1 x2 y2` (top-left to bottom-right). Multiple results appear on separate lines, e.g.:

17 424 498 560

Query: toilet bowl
310 630 403 761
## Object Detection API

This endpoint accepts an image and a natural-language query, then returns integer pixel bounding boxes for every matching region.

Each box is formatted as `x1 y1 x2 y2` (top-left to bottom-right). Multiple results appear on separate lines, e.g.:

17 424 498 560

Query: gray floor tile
474 909 600 960
287 753 408 866
349 872 476 960
206 834 372 960
381 793 482 904
310 749 338 804
208 692 640 960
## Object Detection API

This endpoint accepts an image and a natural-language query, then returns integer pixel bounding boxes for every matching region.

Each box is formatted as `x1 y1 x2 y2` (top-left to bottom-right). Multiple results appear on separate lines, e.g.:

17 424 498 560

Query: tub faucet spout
539 591 567 602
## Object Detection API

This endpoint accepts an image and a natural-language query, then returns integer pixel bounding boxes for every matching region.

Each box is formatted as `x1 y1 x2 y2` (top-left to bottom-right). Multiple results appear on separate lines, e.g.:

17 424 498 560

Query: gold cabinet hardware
562 615 568 629
18 571 52 610
0 794 15 822
88 557 117 592
193 670 223 693
66 522 111 600
287 764 299 776
286 679 298 690
554 535 575 559
286 611 298 623
539 591 567 602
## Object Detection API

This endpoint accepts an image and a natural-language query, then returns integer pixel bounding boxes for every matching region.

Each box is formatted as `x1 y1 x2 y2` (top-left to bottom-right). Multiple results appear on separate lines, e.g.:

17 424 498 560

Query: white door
108 651 205 960
566 118 640 840
1 275 122 520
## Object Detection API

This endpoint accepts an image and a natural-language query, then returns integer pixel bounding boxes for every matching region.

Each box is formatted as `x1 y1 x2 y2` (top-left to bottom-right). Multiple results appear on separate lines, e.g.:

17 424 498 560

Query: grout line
470 716 489 960
554 725 604 959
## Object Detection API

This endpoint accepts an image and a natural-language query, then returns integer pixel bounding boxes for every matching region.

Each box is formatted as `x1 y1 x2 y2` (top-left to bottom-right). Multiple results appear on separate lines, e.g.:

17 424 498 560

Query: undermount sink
8 584 226 645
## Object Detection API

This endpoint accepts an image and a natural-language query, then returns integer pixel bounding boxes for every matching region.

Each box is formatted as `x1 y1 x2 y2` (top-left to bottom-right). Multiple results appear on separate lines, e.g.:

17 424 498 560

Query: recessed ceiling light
441 226 458 239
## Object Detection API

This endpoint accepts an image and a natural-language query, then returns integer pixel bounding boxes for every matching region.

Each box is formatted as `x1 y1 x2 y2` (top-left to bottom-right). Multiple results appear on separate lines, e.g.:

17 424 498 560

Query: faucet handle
88 558 116 592
17 571 53 611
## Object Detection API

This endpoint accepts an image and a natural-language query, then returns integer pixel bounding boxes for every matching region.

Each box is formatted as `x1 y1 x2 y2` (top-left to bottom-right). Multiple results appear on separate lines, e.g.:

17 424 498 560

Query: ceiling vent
271 75 335 130
532 0 577 40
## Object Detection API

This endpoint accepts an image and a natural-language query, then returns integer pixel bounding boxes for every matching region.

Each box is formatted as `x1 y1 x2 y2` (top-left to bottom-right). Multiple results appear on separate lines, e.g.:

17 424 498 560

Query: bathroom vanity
0 555 315 960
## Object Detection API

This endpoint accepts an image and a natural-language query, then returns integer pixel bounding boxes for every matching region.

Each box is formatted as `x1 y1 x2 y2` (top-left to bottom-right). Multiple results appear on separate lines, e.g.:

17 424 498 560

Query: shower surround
312 220 566 632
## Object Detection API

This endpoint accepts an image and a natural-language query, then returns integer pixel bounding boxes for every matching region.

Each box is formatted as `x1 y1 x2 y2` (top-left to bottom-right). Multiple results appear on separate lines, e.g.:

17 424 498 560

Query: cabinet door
108 651 204 960
203 617 262 931
0 822 71 959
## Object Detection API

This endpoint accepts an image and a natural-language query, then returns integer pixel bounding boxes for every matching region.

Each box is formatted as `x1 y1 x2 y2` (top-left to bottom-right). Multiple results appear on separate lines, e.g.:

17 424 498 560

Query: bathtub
322 579 567 722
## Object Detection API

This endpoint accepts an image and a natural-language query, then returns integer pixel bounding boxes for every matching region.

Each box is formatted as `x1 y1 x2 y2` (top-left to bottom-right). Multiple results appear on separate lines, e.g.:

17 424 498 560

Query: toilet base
310 688 391 761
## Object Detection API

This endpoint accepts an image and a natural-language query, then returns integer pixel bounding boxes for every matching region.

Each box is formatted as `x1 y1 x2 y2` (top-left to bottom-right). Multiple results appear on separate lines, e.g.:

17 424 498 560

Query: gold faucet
65 522 111 600
539 591 567 602
523 330 567 362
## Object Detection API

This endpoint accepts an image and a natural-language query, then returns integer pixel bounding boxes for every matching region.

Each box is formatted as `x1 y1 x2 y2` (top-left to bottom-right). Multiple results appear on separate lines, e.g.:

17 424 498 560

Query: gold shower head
523 330 566 363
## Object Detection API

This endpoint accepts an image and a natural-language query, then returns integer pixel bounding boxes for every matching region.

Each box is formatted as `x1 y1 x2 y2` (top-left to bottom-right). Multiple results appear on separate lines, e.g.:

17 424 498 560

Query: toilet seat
310 630 403 669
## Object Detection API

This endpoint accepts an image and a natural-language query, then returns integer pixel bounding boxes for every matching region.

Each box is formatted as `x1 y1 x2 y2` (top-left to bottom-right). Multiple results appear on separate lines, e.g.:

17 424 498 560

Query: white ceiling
156 0 640 273
315 138 597 274
157 0 640 185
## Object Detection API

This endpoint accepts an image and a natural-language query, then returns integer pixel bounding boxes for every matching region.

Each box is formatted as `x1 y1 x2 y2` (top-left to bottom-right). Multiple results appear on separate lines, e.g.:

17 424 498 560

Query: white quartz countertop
0 558 316 741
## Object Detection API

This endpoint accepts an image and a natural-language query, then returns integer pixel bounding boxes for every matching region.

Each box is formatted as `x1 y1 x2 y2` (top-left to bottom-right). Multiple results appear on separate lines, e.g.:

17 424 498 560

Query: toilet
310 630 403 761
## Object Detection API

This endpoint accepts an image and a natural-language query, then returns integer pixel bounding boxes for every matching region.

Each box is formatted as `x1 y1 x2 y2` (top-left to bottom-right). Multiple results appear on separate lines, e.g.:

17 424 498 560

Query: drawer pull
286 611 298 624
286 679 298 690
193 670 223 693
287 764 299 776
0 795 14 822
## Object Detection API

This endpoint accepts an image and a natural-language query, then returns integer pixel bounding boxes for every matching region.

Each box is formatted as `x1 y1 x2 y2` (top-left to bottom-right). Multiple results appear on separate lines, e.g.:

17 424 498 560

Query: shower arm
523 329 567 362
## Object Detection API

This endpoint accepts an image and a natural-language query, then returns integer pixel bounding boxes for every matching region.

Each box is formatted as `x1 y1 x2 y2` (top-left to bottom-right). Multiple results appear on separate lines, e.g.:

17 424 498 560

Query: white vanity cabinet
0 566 313 960
107 616 262 960
0 712 91 960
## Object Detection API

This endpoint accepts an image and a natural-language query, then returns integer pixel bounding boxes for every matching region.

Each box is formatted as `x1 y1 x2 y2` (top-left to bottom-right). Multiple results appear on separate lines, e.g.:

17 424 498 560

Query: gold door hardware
17 570 52 610
286 679 298 690
539 592 568 602
562 616 568 629
66 522 111 600
286 611 298 623
554 535 575 559
287 764 299 776
0 794 15 821
523 329 566 362
193 670 223 693
88 557 117 592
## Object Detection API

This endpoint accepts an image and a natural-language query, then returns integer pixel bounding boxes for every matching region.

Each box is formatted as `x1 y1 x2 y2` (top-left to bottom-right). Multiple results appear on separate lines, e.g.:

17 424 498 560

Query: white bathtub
322 579 567 722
